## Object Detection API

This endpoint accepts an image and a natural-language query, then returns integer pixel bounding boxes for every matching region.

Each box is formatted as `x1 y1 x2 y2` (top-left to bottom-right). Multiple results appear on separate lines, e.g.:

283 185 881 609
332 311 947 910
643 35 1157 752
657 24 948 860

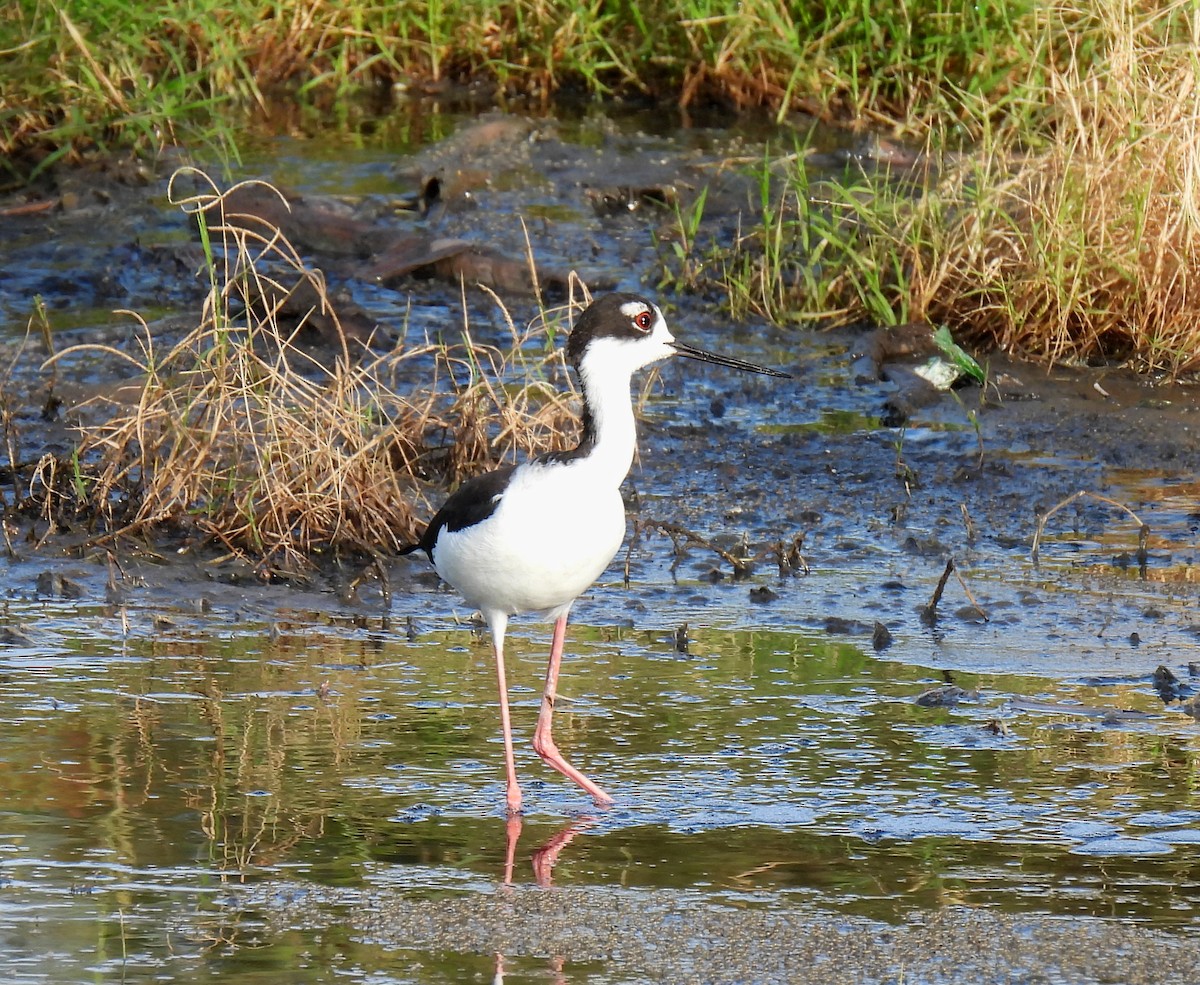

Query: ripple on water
1070 836 1176 857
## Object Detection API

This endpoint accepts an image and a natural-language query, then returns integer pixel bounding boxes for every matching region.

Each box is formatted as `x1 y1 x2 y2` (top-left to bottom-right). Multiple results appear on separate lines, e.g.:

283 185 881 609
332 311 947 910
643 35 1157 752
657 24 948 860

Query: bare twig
951 565 988 622
622 525 639 588
960 503 977 543
921 558 955 625
921 556 987 624
776 535 809 576
638 518 755 576
1031 490 1148 566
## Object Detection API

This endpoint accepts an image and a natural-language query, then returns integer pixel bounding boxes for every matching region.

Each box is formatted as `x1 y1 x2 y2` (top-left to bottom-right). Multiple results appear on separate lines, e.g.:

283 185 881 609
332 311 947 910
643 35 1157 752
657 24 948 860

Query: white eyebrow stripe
619 301 650 319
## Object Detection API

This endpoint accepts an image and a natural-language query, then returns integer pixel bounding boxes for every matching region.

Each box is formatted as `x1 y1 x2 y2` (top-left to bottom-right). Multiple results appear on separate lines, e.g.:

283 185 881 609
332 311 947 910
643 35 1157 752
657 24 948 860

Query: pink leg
490 616 522 814
532 614 614 806
503 814 522 885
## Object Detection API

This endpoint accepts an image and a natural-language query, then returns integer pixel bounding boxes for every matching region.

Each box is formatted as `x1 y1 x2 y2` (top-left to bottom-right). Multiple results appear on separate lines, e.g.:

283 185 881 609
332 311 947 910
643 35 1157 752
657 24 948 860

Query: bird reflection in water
492 815 594 983
502 814 591 887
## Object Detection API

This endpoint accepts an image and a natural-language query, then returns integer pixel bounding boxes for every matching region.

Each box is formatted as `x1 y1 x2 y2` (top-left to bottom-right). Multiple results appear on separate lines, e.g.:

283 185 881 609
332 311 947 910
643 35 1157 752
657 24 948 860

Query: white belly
432 460 627 619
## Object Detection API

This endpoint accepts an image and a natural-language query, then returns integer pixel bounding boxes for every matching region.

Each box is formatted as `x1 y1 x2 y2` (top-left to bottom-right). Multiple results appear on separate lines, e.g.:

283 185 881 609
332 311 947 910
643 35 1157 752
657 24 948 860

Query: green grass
701 1 1200 373
3 0 1047 176
9 0 1200 373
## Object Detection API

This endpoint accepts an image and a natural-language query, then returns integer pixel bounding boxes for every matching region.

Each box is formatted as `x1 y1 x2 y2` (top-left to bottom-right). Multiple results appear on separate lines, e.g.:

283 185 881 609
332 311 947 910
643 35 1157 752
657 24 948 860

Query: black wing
400 465 518 562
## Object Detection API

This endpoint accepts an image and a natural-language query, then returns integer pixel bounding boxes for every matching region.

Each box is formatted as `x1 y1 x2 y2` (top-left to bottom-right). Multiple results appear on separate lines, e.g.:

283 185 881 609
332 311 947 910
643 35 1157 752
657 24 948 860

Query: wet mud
259 885 1200 985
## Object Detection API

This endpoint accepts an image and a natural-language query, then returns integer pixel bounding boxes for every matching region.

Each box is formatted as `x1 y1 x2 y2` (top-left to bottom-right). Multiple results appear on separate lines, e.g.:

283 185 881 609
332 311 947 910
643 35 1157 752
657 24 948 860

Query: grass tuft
2 0 1049 173
43 168 583 575
713 0 1200 374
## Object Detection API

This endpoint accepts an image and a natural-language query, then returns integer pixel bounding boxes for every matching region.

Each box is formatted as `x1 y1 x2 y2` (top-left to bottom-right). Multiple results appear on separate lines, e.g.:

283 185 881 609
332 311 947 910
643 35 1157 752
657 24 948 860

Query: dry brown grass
45 169 584 575
879 0 1200 372
912 0 1200 371
723 0 1200 374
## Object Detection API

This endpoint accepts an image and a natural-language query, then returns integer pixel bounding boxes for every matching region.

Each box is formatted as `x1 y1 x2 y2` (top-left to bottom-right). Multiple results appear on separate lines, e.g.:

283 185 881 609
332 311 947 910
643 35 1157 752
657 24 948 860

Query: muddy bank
1 109 1199 676
254 882 1200 984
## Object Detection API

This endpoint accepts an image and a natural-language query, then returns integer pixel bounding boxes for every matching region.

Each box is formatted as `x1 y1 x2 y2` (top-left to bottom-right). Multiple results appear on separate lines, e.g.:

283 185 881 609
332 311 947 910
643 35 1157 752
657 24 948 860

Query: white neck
576 358 639 485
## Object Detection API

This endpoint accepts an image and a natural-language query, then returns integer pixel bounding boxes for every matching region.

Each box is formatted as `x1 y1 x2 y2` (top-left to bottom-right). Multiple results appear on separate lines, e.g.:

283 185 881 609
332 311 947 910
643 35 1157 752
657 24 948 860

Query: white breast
431 459 628 620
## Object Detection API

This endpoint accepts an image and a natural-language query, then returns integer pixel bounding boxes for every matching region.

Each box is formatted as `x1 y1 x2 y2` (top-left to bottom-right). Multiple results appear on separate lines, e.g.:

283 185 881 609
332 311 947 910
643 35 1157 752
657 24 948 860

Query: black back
399 465 517 561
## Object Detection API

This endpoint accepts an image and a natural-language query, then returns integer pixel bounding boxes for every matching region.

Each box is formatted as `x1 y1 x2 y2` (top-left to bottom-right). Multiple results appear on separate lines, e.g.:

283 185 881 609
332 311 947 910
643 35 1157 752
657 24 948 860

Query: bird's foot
532 732 612 806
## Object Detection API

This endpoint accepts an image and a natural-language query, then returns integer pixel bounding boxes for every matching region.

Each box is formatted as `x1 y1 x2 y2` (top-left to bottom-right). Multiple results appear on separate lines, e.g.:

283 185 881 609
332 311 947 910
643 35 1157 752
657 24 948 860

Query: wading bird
401 293 790 812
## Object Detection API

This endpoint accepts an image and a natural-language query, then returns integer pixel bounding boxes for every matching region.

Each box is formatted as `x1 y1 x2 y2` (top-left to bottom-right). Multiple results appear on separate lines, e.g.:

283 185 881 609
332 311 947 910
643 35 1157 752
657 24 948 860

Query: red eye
635 311 653 331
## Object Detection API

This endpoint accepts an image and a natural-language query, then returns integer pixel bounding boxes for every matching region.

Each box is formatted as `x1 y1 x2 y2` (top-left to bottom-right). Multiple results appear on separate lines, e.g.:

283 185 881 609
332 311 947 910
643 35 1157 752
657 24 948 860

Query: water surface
0 583 1198 982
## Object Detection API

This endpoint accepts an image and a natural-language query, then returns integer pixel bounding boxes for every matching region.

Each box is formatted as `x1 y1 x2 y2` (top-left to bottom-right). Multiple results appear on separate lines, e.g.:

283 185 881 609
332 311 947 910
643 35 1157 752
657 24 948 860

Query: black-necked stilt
401 293 790 812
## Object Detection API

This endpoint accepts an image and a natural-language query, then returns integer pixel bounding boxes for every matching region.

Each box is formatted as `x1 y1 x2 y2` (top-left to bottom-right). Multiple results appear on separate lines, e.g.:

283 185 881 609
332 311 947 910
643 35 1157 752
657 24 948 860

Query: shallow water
0 582 1198 982
3 103 1200 981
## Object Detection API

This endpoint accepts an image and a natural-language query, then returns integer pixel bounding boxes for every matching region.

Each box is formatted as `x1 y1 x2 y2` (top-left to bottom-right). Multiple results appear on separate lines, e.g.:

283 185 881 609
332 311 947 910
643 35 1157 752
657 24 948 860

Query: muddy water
2 104 1200 982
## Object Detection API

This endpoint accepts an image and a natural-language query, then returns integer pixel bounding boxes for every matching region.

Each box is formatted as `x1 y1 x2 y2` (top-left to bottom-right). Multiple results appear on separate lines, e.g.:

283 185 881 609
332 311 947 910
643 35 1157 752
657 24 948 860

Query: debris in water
916 684 980 707
1152 664 1190 703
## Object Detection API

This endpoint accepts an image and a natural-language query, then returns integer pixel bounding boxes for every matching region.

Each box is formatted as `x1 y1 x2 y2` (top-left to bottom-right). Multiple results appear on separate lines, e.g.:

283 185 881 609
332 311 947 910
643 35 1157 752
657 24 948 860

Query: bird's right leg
489 613 522 814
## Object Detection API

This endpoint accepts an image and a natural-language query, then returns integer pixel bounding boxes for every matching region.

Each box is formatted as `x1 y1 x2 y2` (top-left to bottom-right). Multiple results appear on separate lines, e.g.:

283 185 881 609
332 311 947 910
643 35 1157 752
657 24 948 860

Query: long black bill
670 340 792 378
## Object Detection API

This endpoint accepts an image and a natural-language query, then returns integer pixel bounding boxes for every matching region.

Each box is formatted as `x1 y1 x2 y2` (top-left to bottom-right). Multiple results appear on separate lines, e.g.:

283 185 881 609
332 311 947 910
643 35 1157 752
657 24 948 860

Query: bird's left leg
531 613 614 806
